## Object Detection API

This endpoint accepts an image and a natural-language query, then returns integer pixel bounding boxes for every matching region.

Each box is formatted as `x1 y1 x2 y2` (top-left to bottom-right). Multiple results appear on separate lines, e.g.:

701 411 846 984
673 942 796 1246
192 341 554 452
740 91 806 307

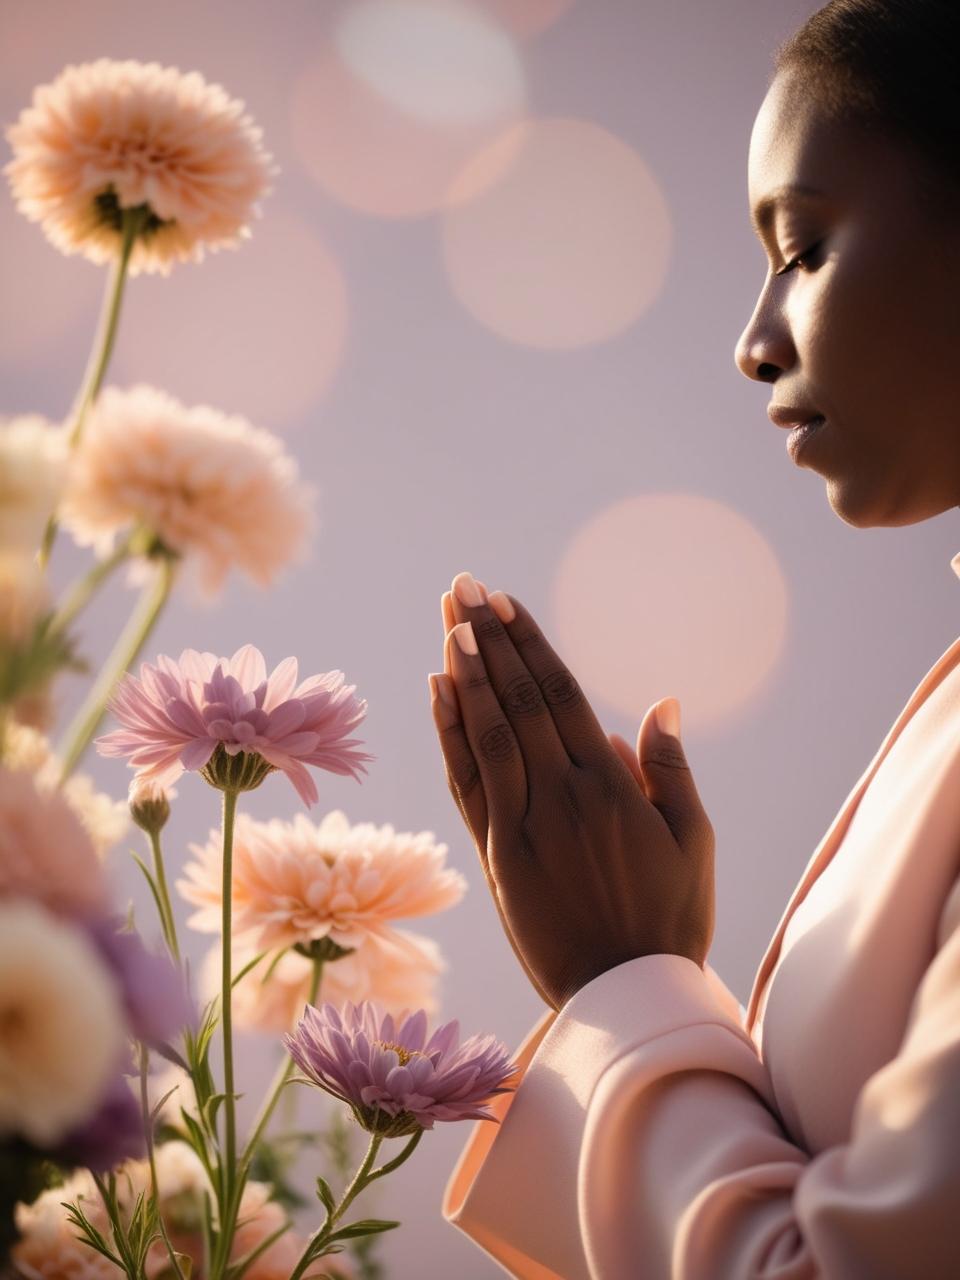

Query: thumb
636 698 708 846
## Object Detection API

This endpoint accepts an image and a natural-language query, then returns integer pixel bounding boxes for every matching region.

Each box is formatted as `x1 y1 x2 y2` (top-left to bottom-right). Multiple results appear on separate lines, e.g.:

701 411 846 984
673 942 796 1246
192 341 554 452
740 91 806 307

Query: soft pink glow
550 494 789 730
290 40 525 219
442 117 673 348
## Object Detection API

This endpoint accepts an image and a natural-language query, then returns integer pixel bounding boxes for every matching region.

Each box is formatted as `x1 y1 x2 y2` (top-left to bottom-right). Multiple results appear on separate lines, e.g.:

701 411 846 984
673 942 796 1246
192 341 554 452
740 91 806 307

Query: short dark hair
772 0 960 226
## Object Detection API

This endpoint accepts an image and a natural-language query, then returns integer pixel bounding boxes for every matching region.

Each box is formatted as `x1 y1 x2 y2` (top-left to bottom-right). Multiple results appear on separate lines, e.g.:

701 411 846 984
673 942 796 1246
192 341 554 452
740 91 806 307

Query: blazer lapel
745 630 960 1036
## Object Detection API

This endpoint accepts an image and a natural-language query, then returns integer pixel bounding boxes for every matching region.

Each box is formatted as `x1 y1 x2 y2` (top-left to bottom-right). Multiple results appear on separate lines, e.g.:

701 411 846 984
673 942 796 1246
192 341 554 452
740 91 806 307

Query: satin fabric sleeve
442 890 960 1280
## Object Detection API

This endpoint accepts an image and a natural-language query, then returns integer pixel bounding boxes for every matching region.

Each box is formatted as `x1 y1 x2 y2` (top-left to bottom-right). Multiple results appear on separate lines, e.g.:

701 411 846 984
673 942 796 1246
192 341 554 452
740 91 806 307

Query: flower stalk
240 953 325 1180
39 204 148 569
57 553 176 782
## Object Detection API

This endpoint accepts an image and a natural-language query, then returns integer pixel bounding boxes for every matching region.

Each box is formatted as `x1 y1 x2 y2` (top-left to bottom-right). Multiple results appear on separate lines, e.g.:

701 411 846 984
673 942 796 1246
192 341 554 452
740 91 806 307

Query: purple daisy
96 644 374 806
283 999 519 1138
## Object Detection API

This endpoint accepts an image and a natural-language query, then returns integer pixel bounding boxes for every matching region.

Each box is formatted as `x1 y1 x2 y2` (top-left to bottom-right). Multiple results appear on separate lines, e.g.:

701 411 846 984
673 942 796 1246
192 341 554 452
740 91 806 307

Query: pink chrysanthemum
178 808 466 949
58 384 315 596
4 59 275 275
284 999 519 1137
96 645 373 806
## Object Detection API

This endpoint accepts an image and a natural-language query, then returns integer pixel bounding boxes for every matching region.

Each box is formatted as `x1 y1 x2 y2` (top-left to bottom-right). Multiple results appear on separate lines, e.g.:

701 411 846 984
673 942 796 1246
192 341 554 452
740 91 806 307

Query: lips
768 404 824 429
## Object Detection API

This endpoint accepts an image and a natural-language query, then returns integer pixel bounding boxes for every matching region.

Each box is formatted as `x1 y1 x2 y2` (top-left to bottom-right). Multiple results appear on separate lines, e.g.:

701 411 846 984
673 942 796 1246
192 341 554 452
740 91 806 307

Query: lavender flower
284 999 519 1138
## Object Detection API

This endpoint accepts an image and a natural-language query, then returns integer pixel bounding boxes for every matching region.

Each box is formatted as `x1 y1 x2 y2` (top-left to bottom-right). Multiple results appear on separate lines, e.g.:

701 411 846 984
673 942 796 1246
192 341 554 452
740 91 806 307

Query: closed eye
775 241 824 277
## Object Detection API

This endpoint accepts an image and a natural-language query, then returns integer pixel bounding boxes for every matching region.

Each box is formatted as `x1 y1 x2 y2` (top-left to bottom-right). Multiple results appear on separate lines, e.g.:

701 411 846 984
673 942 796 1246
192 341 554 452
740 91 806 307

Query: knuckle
449 755 482 800
541 666 585 712
501 672 545 717
478 718 517 765
474 615 506 643
642 741 690 771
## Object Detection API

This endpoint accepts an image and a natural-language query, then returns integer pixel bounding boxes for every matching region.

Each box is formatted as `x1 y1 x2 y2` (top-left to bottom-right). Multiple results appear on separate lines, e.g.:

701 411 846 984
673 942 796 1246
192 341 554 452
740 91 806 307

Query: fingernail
429 673 456 707
453 621 478 655
487 590 515 623
656 698 681 736
453 571 486 607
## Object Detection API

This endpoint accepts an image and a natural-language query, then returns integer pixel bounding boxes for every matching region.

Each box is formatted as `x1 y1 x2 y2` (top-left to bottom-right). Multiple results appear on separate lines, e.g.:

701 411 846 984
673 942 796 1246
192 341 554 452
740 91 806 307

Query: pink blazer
442 552 960 1279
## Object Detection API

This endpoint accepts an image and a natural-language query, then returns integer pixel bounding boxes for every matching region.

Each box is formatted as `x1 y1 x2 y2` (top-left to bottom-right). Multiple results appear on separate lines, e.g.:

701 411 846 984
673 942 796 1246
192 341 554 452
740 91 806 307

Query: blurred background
4 0 960 1275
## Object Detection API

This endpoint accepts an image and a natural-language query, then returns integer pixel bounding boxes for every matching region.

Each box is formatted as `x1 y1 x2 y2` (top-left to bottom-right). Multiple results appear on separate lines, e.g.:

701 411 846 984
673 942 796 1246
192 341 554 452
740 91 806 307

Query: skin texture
735 69 960 526
430 575 715 1012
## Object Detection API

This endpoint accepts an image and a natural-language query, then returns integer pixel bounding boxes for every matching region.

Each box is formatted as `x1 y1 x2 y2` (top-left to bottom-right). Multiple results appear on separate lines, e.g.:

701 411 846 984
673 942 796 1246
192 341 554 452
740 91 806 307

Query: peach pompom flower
96 645 373 806
58 384 315 597
0 414 67 555
285 1000 519 1137
0 764 109 917
3 58 275 275
207 928 445 1035
178 808 466 951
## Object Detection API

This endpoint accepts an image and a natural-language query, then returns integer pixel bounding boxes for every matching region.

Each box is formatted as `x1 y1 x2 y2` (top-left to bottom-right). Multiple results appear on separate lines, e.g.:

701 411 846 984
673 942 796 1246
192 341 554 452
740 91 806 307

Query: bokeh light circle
336 0 526 125
550 493 789 730
291 5 527 219
442 117 673 348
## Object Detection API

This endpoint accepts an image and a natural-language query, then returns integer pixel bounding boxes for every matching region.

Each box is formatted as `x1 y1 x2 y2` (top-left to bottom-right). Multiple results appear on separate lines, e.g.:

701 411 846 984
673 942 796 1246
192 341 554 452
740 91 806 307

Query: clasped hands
428 571 716 1012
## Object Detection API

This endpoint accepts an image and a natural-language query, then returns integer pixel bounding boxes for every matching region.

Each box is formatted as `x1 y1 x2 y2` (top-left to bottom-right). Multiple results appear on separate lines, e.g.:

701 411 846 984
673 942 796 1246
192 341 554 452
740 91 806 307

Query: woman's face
734 69 960 527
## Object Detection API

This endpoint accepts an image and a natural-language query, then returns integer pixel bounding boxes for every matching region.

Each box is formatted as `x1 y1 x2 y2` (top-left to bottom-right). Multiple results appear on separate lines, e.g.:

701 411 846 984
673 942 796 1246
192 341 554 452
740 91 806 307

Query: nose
733 290 791 385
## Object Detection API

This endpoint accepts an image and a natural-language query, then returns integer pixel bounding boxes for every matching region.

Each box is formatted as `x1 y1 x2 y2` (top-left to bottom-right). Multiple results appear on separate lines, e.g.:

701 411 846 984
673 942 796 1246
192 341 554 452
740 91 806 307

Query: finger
448 573 573 780
428 671 488 847
445 623 528 826
450 579 611 769
441 590 456 645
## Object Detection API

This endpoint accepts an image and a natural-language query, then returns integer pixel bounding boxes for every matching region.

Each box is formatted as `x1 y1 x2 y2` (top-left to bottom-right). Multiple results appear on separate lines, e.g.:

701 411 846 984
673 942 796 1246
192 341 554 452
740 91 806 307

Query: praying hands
428 570 717 1011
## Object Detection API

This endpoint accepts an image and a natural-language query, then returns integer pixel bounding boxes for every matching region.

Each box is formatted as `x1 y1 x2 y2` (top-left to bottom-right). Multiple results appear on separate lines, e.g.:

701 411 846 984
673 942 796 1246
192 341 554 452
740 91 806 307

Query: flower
0 556 74 724
0 898 125 1148
179 809 465 949
0 764 109 916
207 927 445 1034
14 1145 353 1280
284 999 519 1137
13 1169 117 1280
0 415 66 555
85 916 194 1049
3 723 129 860
58 384 315 596
97 645 373 806
4 58 275 275
128 775 174 836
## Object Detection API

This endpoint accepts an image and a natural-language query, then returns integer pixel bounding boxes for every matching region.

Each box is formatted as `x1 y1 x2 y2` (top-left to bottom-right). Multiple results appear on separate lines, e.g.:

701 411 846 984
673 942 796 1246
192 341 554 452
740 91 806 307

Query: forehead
747 73 837 210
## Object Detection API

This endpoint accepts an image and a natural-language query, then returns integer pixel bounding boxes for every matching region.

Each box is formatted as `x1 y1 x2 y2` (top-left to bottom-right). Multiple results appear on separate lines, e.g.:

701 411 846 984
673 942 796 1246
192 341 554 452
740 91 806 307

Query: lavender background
4 1 960 1275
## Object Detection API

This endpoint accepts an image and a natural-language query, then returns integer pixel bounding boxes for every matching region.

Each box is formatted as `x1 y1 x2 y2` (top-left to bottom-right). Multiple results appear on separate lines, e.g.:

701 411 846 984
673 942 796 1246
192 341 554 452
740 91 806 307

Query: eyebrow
750 183 826 238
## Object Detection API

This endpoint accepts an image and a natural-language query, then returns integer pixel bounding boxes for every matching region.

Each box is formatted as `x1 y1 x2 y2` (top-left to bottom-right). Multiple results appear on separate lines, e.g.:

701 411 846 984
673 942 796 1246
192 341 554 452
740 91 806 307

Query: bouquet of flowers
1 58 518 1280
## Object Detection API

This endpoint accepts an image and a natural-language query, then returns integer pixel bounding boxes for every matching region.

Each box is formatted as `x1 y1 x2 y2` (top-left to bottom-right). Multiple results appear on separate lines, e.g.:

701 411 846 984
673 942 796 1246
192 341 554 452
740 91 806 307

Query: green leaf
203 1092 227 1133
325 1219 401 1243
315 1176 337 1216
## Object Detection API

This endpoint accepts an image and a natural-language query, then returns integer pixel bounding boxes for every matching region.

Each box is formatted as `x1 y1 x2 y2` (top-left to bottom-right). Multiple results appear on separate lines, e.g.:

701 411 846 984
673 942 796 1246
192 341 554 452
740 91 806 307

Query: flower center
374 1041 427 1067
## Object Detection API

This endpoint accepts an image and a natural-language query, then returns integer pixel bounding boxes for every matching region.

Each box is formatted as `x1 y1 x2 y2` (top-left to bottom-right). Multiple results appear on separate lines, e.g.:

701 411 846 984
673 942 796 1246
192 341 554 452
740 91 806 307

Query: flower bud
128 777 174 835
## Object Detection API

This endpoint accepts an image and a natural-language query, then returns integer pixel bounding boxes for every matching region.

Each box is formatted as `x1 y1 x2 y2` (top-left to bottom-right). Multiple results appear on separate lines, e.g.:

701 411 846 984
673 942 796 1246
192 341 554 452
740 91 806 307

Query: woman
427 2 960 1277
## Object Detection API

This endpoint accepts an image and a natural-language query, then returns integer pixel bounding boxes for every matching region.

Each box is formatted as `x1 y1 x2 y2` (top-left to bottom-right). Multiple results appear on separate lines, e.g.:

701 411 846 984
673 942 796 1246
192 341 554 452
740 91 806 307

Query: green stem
56 554 176 782
221 788 239 1188
149 829 180 964
289 1132 384 1280
49 531 138 636
39 204 148 570
140 1045 188 1280
207 787 240 1280
239 954 325 1177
